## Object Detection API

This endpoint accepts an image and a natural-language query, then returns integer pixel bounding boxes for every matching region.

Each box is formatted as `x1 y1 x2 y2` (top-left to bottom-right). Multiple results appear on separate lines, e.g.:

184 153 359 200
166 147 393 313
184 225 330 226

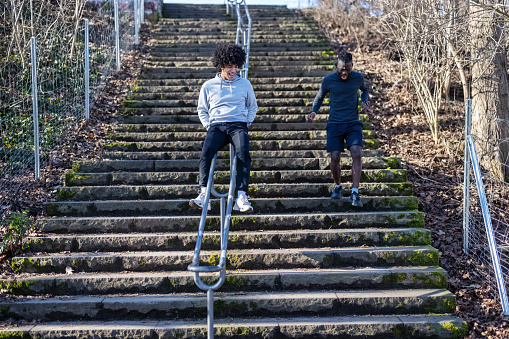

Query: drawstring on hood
218 73 238 94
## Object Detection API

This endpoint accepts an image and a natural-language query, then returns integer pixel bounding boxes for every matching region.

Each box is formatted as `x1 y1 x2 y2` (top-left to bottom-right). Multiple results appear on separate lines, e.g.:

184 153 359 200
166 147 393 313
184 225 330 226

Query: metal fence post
463 98 472 253
141 0 145 23
30 37 40 180
134 0 139 45
114 0 121 71
84 19 90 120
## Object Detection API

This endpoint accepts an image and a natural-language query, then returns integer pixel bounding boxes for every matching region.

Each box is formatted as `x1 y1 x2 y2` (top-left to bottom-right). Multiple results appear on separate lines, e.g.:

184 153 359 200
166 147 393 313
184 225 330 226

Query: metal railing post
114 0 121 71
141 0 145 23
463 98 472 253
30 37 40 180
134 0 139 45
84 19 90 120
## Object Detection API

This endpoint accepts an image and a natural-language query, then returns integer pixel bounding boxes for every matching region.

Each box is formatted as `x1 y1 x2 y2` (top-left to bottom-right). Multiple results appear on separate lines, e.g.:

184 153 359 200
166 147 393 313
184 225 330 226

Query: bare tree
469 0 509 180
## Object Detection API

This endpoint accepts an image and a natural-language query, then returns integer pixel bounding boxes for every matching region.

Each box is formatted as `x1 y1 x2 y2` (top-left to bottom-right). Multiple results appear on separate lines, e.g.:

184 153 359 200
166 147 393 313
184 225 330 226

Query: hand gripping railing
188 145 237 339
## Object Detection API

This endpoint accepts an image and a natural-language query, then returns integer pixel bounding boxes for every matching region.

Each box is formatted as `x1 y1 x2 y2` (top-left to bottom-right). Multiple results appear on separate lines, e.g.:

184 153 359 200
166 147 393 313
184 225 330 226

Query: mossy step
152 33 326 40
64 169 405 187
136 76 325 86
153 38 327 44
102 149 382 160
137 70 331 80
0 315 468 339
38 211 424 234
149 51 335 58
28 228 431 253
150 46 335 53
129 83 322 94
129 90 327 100
148 56 335 62
111 122 334 132
109 130 376 142
0 266 443 296
56 182 413 201
123 97 333 108
102 138 379 152
70 156 398 173
11 246 438 273
0 289 455 322
46 196 419 217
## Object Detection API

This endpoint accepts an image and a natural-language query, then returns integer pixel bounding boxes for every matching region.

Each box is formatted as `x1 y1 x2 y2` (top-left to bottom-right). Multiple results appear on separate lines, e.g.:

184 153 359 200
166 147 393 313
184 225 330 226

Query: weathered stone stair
0 4 466 338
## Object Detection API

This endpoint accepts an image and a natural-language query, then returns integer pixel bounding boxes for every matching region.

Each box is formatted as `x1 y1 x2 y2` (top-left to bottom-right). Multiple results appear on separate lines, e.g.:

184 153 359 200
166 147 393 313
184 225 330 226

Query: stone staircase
0 4 467 338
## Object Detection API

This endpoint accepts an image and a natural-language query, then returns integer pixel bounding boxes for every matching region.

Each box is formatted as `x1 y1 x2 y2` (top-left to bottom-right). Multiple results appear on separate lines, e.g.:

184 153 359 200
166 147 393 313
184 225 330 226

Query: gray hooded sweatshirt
197 73 258 130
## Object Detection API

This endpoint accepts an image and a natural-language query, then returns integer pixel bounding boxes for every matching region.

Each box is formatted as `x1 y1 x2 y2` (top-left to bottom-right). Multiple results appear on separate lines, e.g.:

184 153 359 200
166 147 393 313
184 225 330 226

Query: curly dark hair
335 51 353 68
212 43 246 72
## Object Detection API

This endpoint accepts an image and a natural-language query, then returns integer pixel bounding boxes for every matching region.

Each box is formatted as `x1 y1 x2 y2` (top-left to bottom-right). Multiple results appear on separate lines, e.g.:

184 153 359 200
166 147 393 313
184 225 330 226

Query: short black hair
338 51 353 64
212 43 246 72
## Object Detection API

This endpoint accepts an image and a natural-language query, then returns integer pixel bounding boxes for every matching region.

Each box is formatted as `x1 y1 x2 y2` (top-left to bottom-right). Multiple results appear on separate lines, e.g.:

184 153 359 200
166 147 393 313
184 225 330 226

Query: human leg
345 122 364 207
228 122 253 213
191 125 228 210
327 123 345 199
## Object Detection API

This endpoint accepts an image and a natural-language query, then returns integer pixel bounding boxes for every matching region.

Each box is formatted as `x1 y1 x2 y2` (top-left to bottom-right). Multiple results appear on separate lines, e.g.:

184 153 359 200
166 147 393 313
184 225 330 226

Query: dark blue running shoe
331 185 343 199
350 191 363 207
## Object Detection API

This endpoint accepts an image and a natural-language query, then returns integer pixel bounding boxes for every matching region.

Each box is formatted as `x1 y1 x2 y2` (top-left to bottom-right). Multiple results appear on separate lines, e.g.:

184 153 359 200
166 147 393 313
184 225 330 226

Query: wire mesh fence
465 138 509 315
1 0 160 217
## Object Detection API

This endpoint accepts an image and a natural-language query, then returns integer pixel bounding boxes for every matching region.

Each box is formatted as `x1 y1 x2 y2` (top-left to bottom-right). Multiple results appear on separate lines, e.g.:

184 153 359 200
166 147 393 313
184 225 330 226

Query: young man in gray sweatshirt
190 43 258 213
307 51 369 207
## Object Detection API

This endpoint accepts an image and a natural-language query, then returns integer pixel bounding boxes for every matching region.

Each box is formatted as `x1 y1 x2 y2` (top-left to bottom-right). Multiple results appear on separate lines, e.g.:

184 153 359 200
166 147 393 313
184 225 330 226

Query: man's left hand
360 102 368 113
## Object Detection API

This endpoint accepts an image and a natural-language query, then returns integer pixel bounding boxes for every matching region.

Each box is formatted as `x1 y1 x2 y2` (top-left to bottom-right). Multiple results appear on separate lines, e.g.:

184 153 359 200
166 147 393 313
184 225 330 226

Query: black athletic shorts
326 121 364 152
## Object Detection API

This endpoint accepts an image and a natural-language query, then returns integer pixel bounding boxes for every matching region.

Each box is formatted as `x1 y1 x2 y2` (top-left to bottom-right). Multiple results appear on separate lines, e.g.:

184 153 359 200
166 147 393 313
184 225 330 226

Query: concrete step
130 90 324 100
0 289 455 322
123 97 331 108
129 83 322 94
0 266 443 296
111 122 333 132
109 130 376 142
102 138 380 151
0 315 467 338
69 157 398 173
46 196 418 217
149 50 335 58
137 69 331 80
119 113 365 124
101 149 381 160
11 245 438 273
64 169 405 187
150 46 333 54
153 37 327 44
152 33 326 40
38 211 425 234
148 55 336 62
136 76 325 86
55 182 413 201
28 228 430 253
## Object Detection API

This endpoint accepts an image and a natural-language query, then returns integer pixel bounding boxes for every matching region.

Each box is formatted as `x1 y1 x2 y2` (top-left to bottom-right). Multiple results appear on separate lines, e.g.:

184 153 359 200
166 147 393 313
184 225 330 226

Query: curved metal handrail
187 4 251 338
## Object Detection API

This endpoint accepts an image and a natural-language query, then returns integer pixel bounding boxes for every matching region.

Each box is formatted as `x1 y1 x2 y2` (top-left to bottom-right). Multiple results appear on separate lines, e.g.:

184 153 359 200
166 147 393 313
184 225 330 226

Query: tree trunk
470 2 509 180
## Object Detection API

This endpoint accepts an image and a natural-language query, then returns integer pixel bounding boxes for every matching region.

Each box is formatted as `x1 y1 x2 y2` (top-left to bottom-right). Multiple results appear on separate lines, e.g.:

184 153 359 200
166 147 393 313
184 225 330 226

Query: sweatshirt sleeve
245 82 258 124
359 75 369 104
312 77 329 113
197 84 210 129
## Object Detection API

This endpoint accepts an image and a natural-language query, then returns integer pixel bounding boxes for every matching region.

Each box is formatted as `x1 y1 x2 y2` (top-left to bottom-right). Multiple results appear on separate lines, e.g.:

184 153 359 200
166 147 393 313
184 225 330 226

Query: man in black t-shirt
307 51 369 207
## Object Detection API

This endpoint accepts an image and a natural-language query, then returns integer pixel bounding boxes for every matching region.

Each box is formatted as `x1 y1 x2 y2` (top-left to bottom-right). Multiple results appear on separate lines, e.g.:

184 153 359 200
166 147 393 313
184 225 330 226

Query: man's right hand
307 112 316 122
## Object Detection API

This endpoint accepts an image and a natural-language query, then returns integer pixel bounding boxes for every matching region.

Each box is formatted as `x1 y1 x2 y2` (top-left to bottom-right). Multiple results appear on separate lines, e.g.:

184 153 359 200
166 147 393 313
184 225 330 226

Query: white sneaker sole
189 200 211 211
233 204 254 213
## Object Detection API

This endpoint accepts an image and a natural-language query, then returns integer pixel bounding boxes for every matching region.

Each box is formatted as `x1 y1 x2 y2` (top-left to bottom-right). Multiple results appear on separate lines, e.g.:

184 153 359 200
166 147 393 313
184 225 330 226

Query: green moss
382 230 431 246
0 333 24 338
71 161 82 173
46 203 59 216
56 189 76 201
442 322 468 339
382 273 407 285
0 280 35 295
208 254 219 266
385 157 401 169
122 100 136 107
408 250 439 266
224 276 249 288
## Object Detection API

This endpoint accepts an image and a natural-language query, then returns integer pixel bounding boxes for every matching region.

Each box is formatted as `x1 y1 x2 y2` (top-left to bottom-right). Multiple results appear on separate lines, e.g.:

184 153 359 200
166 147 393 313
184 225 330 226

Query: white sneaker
189 191 211 211
233 193 254 213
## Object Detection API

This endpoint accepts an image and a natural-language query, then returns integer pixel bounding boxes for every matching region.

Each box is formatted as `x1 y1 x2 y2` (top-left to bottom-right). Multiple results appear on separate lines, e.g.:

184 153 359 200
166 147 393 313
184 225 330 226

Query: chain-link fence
0 0 162 217
464 115 509 316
